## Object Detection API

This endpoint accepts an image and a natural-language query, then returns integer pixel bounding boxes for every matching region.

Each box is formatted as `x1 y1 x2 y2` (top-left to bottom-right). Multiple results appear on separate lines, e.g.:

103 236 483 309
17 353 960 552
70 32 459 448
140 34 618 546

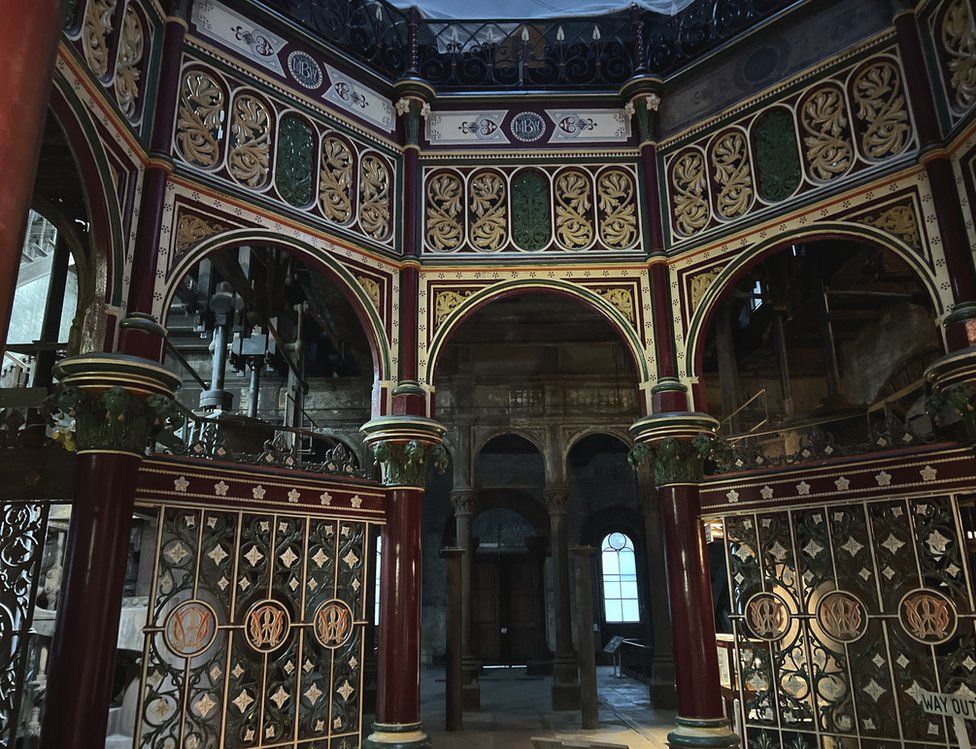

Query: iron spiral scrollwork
253 0 795 92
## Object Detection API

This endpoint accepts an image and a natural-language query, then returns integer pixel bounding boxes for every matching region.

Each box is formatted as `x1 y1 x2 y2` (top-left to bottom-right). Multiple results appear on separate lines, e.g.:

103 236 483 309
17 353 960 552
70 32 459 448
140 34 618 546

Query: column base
364 722 430 749
649 655 677 710
667 717 738 748
551 653 580 710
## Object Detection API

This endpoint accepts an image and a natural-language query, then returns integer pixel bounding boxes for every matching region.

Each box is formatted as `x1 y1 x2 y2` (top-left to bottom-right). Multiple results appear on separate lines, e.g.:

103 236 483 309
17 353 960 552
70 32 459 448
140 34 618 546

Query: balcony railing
256 0 797 92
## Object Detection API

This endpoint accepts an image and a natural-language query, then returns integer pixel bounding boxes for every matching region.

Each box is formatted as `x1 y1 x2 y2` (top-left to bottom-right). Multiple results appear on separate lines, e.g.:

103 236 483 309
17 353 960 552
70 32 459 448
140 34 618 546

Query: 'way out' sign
920 691 976 749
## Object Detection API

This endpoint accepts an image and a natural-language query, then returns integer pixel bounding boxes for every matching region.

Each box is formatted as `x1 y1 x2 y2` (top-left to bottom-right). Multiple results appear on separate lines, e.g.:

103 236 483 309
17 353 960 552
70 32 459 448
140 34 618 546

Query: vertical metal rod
211 324 228 392
773 310 794 417
573 546 599 729
817 277 842 397
247 360 261 418
443 547 464 731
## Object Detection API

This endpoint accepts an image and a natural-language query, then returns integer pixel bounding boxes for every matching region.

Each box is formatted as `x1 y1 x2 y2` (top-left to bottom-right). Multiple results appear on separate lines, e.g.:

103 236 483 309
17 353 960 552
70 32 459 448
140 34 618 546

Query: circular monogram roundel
816 590 867 643
899 588 957 644
312 599 354 649
244 599 292 653
164 599 217 658
744 592 791 641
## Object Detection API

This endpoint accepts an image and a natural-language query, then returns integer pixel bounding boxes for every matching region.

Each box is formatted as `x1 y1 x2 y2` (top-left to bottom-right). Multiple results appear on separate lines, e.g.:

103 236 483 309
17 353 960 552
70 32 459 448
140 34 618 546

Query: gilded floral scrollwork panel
359 154 392 241
82 0 117 79
229 94 272 189
938 0 976 116
469 170 507 251
596 169 638 249
425 172 464 251
113 5 145 121
799 84 853 183
709 129 754 220
850 59 912 161
319 135 355 225
176 70 226 170
554 169 595 250
670 148 710 238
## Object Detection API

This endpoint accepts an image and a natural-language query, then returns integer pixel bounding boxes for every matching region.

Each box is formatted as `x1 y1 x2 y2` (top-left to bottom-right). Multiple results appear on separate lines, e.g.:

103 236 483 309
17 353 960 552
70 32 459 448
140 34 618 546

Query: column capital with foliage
54 353 182 455
628 412 724 486
361 415 447 488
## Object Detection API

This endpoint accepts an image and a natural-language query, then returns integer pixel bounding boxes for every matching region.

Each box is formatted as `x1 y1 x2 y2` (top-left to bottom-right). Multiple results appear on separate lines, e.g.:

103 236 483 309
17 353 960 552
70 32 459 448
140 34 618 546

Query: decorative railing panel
703 447 976 749
133 457 383 749
922 0 976 132
422 164 642 255
661 47 918 247
254 0 795 92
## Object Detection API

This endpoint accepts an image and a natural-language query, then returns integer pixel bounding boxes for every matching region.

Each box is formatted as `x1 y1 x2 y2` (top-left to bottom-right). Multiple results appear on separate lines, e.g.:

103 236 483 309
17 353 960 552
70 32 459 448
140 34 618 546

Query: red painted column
629 418 736 749
41 452 141 749
0 0 63 350
659 483 725 721
362 420 446 749
40 353 179 749
375 486 425 726
119 13 188 361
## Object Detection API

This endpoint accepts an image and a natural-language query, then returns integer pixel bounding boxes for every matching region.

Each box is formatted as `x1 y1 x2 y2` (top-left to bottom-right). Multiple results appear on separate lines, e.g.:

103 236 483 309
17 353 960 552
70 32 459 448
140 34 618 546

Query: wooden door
471 554 543 664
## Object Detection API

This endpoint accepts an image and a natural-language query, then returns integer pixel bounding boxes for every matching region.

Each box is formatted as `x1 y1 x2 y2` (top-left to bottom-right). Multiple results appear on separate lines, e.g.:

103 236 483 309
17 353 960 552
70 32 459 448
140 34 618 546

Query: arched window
601 532 639 623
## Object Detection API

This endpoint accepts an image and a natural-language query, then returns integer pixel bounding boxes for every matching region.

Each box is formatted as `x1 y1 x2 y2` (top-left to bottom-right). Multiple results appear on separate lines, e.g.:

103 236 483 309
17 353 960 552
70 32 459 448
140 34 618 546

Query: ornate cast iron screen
133 457 384 749
705 475 976 749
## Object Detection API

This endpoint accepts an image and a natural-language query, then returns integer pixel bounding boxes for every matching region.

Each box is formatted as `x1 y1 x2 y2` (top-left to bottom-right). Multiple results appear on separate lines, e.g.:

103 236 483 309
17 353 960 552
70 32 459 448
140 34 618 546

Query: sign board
921 690 976 749
603 636 626 654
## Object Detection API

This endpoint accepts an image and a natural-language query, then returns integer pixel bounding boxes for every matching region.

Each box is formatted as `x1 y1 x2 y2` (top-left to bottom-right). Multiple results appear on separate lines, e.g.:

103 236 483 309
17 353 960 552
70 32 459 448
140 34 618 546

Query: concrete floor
416 666 675 748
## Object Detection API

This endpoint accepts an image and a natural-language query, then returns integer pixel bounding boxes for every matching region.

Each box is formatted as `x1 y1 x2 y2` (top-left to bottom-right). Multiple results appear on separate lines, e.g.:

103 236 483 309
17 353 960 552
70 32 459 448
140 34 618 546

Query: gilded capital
360 416 448 488
628 412 723 486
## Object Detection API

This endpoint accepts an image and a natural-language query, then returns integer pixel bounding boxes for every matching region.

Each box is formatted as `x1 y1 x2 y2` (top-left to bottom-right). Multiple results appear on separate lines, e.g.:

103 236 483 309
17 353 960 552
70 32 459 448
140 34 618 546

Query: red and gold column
361 416 447 749
40 353 180 749
0 0 62 349
630 414 738 749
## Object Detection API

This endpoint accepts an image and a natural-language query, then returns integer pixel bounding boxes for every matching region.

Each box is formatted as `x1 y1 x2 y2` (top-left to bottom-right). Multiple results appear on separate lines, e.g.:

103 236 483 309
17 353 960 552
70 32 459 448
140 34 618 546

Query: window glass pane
621 581 639 600
621 599 640 622
605 601 624 623
601 549 619 574
603 581 621 599
619 549 636 575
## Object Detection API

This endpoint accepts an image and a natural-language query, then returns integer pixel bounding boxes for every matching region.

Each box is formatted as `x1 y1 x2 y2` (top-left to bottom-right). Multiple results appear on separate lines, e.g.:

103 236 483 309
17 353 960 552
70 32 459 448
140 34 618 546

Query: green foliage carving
629 436 729 485
372 439 449 487
58 385 183 454
276 114 315 207
753 108 801 203
511 171 551 251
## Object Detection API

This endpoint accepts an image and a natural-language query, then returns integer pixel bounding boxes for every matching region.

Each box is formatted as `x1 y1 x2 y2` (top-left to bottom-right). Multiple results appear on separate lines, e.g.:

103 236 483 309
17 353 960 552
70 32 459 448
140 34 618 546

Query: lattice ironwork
254 0 795 91
134 503 372 749
716 493 976 749
0 499 62 747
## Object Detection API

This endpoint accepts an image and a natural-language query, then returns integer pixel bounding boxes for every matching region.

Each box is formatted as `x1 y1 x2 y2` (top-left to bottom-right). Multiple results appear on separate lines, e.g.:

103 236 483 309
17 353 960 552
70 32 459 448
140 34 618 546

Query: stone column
546 485 579 710
637 465 677 710
40 354 180 749
442 546 463 732
573 546 599 729
451 486 480 709
0 0 62 350
630 414 737 749
362 417 447 749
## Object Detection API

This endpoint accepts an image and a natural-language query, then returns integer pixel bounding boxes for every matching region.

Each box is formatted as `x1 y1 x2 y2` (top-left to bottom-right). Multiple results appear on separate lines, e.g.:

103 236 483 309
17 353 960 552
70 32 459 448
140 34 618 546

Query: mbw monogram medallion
244 599 291 652
312 599 353 649
164 599 217 657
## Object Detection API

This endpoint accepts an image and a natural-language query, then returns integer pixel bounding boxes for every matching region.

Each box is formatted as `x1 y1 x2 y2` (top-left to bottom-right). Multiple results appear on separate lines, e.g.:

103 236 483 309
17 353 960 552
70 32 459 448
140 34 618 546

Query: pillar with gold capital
361 415 447 749
629 411 738 749
40 353 181 749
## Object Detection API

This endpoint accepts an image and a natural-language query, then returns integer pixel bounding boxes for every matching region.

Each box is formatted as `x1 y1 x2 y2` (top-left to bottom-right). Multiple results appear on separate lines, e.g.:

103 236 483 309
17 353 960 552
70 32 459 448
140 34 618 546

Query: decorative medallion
287 50 323 89
744 592 791 640
164 599 217 657
816 590 867 643
510 112 547 142
244 599 291 652
312 599 354 649
899 588 957 644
